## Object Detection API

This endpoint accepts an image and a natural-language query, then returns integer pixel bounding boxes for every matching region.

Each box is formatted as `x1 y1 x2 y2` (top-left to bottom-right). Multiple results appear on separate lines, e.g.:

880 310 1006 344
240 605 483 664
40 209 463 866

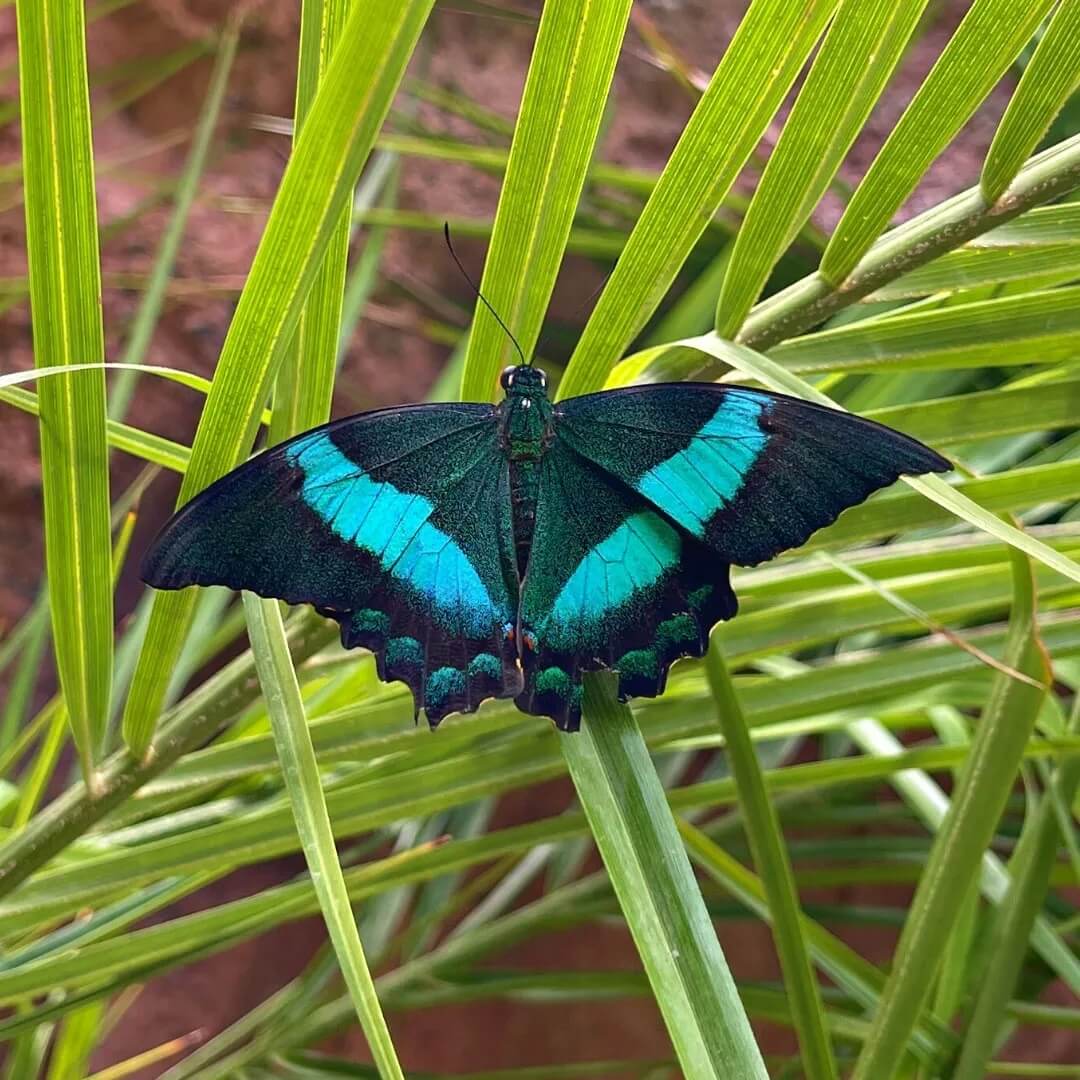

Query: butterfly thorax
498 365 554 576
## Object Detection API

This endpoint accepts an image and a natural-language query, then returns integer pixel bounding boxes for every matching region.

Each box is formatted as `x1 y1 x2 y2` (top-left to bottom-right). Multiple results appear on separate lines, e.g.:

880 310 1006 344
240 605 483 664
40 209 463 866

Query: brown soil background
0 0 1075 1075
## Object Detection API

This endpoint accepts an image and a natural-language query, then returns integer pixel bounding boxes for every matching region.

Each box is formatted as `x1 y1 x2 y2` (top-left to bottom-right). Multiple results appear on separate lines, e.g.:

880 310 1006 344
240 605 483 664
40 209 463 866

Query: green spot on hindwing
688 585 713 612
386 636 422 668
352 608 390 637
616 649 658 680
535 665 572 699
426 666 465 708
656 613 697 654
468 652 501 681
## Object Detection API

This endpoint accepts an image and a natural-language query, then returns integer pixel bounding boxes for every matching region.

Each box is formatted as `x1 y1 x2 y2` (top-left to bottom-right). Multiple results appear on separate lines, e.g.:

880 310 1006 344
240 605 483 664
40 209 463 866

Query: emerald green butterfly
142 365 949 731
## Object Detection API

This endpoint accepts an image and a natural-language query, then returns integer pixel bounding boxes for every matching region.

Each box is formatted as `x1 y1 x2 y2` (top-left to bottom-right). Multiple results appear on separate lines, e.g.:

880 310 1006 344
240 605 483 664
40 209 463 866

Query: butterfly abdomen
509 458 540 576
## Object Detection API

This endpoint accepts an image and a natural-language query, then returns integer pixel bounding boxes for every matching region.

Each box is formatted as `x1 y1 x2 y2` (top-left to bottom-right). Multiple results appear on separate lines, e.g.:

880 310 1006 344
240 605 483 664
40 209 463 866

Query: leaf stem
738 131 1080 350
565 675 768 1079
0 612 335 900
243 594 403 1080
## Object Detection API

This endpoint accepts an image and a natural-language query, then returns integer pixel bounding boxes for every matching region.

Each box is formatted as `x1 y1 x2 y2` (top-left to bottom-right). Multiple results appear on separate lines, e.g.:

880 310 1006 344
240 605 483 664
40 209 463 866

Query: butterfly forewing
555 383 951 568
141 403 522 724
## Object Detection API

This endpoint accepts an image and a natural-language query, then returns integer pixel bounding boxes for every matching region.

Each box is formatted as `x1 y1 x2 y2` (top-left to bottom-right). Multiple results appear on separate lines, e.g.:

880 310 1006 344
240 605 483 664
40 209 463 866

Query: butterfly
142 365 950 731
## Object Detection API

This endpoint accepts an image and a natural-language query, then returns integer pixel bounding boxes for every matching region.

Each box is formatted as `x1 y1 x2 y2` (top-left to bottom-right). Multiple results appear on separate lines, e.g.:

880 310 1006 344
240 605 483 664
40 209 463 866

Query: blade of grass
821 0 1055 283
704 635 838 1079
868 243 1080 299
2 383 190 473
982 0 1080 203
851 549 1051 1080
11 510 143 828
458 0 632 401
44 1001 104 1080
951 699 1080 1080
716 0 930 336
269 0 353 443
921 875 980 1069
0 592 49 750
11 704 68 829
974 203 1080 246
768 286 1080 374
557 0 838 399
0 588 48 682
242 594 403 1080
121 0 435 755
16 0 112 784
1 1017 50 1080
337 154 399 363
561 679 768 1078
84 1031 203 1080
108 18 239 423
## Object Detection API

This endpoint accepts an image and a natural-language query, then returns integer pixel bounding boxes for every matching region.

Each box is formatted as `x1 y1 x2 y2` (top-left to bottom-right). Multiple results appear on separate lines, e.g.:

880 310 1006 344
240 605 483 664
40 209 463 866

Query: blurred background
0 0 1076 1074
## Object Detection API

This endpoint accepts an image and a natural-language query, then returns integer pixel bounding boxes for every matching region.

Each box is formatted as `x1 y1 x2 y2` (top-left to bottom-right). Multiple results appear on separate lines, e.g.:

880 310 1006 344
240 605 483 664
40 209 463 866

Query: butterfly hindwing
555 383 951 567
516 436 736 732
141 403 522 724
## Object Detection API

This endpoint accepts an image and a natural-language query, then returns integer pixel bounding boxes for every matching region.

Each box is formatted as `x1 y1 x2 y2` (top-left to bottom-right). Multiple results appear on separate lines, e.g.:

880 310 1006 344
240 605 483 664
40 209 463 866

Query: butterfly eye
500 366 517 390
535 368 547 389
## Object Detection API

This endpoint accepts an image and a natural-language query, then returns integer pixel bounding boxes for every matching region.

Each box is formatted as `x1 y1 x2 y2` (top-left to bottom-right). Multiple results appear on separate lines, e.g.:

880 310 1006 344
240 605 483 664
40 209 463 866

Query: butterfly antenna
443 222 528 367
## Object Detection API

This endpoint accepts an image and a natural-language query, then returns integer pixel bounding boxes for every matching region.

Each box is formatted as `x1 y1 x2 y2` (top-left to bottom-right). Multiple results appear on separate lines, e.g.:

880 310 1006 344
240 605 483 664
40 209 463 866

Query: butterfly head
500 364 547 397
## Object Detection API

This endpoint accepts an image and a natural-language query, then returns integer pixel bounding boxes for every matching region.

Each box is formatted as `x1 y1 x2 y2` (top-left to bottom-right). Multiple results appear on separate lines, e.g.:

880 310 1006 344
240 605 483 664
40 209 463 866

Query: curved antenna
443 222 528 367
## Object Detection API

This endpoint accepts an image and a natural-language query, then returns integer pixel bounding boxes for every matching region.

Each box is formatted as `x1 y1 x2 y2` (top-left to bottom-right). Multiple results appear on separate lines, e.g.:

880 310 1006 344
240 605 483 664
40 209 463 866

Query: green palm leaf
2 4 1080 1077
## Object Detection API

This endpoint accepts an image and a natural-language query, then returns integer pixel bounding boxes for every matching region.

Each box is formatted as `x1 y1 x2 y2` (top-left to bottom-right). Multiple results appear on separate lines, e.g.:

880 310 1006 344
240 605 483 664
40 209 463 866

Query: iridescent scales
287 432 506 638
386 635 423 670
541 510 681 649
635 394 768 537
468 652 503 681
425 666 466 712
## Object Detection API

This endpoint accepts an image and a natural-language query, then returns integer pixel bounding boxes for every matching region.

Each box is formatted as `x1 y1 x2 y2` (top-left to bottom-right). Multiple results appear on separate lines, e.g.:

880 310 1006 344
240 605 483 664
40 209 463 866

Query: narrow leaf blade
563 679 768 1078
557 0 838 400
17 0 113 780
243 594 404 1080
982 1 1080 202
821 0 1056 283
459 0 633 402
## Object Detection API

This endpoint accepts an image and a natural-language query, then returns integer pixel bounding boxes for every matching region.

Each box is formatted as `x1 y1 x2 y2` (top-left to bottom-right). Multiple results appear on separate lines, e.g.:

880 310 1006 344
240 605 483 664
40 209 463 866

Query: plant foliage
1 1 1079 1077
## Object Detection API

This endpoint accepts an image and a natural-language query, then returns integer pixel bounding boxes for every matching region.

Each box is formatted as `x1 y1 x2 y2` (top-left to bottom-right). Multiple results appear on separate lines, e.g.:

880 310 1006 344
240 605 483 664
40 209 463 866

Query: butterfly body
143 365 950 731
499 364 553 575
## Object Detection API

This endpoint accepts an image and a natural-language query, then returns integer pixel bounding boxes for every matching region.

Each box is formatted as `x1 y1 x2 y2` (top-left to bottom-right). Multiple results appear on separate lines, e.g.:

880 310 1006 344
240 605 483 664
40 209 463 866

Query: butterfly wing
555 383 950 567
516 383 950 730
142 403 522 725
516 436 737 731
